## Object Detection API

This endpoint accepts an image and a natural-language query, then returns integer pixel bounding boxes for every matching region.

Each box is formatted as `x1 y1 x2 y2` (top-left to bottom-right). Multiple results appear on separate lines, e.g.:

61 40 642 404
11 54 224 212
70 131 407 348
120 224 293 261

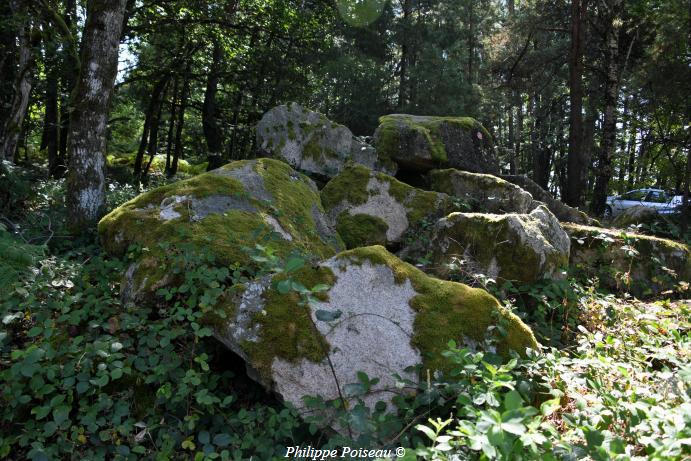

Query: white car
605 189 682 217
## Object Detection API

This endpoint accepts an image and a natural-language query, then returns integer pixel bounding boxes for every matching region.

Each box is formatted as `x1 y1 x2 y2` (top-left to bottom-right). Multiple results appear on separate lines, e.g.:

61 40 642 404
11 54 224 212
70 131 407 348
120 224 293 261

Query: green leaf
276 279 291 294
503 390 523 411
52 405 70 425
284 256 305 273
213 433 231 447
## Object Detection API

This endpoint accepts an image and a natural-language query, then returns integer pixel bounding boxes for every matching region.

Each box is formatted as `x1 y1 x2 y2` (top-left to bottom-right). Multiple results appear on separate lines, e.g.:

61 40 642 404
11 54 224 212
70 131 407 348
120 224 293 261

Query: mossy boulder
563 223 691 297
427 205 570 284
98 158 344 298
500 174 596 225
214 245 537 422
429 168 534 214
256 103 396 179
611 205 658 228
321 165 454 248
373 114 497 174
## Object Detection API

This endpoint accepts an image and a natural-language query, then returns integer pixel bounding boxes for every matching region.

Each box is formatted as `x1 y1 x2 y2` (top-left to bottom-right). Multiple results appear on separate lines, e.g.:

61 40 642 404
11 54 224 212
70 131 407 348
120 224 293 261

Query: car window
620 190 647 201
646 191 667 203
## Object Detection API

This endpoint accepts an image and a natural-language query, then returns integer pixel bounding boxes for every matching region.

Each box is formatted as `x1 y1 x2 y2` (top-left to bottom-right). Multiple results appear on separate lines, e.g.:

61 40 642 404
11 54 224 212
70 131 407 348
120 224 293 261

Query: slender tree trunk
203 37 224 171
626 124 638 188
398 0 412 109
617 93 629 187
58 0 78 170
565 0 588 206
0 1 17 133
582 95 597 196
591 1 622 215
165 76 178 176
171 67 191 177
43 32 61 177
142 83 168 181
133 77 168 178
0 9 34 162
66 0 127 232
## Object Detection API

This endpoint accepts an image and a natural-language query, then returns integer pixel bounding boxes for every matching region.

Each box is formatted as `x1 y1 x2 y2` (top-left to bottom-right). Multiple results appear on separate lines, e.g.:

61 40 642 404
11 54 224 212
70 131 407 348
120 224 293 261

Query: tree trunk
141 83 168 181
58 0 78 170
591 1 622 215
0 7 34 162
43 31 61 177
171 68 191 177
66 0 127 232
203 37 224 171
398 0 412 109
165 76 179 177
565 0 588 207
133 77 169 178
0 1 17 132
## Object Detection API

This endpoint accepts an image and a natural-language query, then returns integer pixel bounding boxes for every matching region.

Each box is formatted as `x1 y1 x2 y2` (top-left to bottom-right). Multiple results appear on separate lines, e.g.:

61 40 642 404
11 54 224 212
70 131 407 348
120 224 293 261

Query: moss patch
338 246 538 372
375 115 491 166
336 213 389 249
320 164 372 210
242 266 337 381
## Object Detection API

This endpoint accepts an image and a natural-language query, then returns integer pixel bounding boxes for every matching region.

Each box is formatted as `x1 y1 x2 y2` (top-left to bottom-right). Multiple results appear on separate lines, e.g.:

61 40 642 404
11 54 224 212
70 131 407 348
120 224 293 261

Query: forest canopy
1 0 689 223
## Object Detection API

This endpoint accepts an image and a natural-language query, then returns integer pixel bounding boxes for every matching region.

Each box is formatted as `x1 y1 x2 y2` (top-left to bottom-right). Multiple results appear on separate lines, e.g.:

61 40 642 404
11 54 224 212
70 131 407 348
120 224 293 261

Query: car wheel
603 206 613 219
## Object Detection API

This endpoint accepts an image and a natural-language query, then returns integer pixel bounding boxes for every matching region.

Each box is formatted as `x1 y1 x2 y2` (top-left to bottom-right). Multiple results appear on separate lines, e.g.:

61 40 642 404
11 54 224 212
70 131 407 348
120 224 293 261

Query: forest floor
1 168 689 460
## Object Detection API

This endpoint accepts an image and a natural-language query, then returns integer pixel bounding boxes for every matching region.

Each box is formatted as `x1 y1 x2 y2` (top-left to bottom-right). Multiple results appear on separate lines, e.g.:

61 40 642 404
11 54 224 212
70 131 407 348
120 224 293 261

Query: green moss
376 115 492 165
336 213 389 249
339 246 538 372
320 164 372 209
242 266 337 381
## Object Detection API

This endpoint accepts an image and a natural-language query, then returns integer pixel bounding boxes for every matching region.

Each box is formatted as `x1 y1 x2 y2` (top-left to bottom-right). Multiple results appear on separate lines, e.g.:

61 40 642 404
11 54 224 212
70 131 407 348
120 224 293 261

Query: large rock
373 114 498 174
428 168 534 214
321 165 455 248
563 223 691 297
215 245 537 423
611 205 658 228
427 206 570 284
500 174 596 225
256 103 396 179
98 158 344 297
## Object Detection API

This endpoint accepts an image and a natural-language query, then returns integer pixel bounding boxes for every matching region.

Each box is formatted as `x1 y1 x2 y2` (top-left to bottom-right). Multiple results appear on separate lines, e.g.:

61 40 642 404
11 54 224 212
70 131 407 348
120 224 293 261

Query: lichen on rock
98 158 344 298
563 223 690 297
256 103 396 179
428 168 534 214
321 165 454 248
214 245 537 421
426 205 570 284
373 114 498 174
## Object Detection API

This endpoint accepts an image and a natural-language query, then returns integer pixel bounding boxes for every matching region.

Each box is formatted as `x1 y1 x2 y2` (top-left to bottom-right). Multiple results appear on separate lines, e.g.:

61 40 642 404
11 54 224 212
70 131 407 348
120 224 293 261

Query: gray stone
428 168 534 214
500 174 597 225
611 205 658 228
373 114 498 174
427 205 570 283
256 103 396 179
214 246 538 430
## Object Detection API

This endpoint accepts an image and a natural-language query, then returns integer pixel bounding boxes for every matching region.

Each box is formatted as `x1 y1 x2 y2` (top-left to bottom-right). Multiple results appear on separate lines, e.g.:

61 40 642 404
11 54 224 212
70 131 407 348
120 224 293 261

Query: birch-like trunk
66 0 127 231
0 4 33 162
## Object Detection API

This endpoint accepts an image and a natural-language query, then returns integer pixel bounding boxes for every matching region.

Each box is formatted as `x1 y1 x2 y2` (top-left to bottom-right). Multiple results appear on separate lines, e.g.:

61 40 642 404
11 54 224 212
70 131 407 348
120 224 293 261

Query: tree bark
203 37 224 171
58 0 78 169
171 66 191 177
133 76 169 179
43 30 61 177
398 0 412 109
0 5 34 162
591 0 622 215
165 76 178 176
66 0 127 232
0 1 17 132
565 0 588 207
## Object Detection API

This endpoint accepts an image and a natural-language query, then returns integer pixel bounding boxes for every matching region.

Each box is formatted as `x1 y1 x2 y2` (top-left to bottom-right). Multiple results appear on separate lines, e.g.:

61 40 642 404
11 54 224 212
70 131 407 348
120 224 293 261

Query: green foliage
0 245 310 460
0 224 45 297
